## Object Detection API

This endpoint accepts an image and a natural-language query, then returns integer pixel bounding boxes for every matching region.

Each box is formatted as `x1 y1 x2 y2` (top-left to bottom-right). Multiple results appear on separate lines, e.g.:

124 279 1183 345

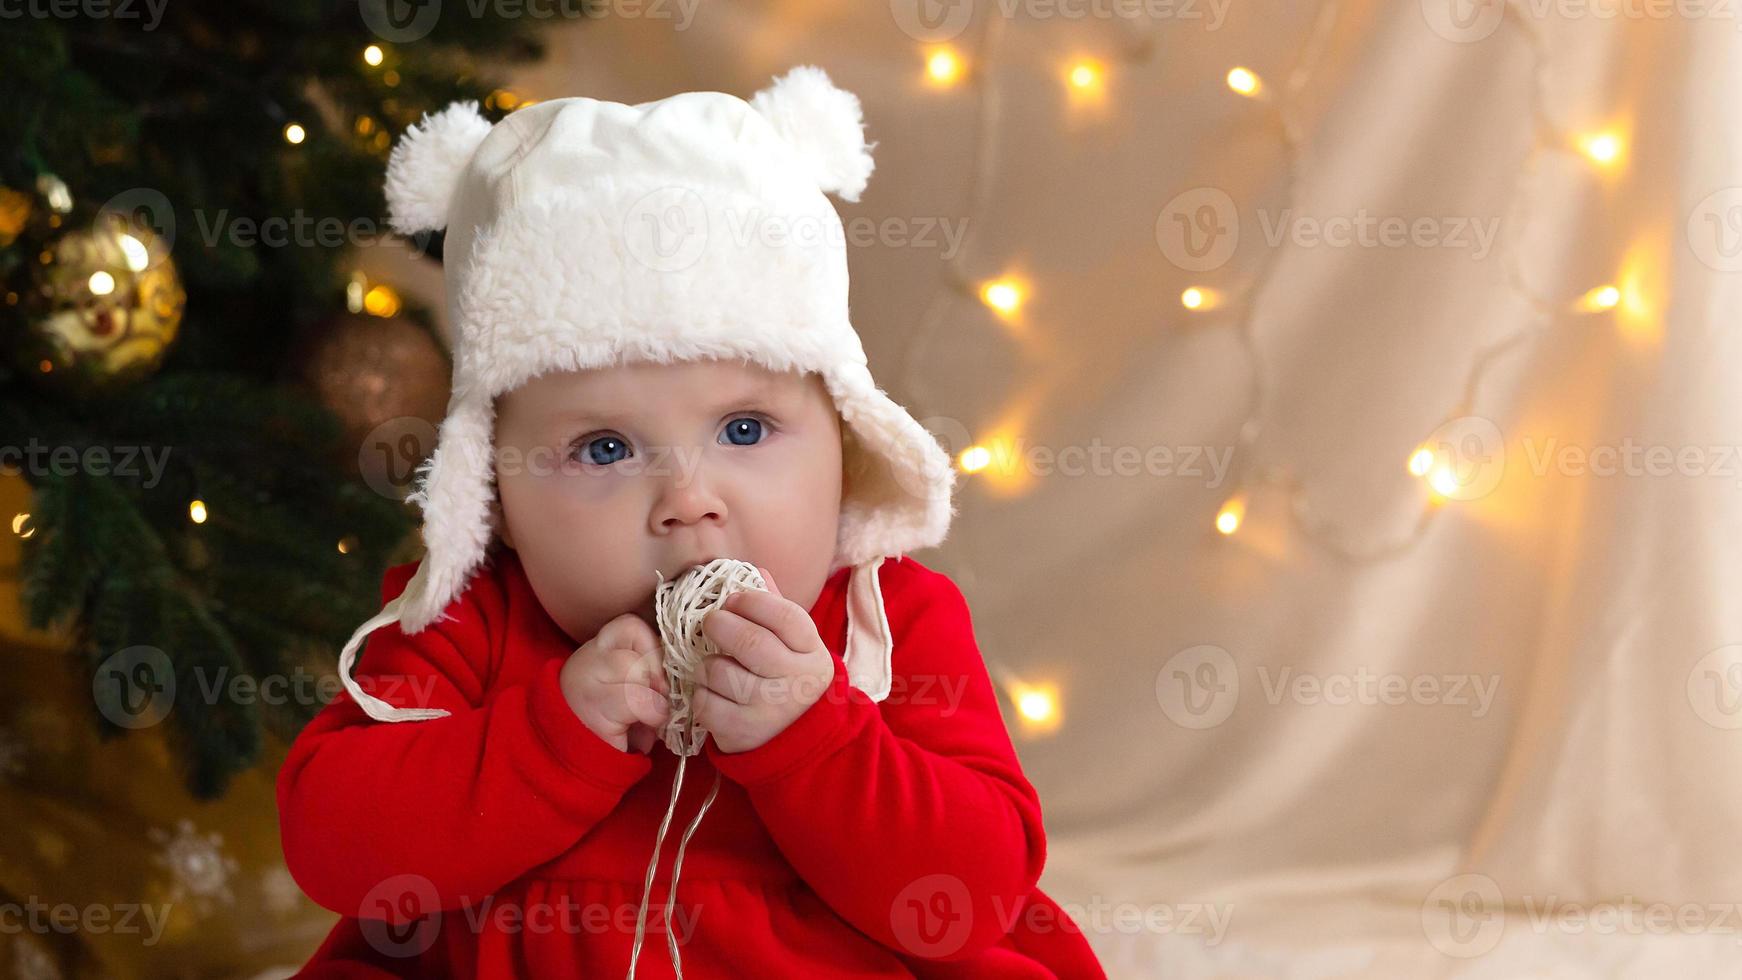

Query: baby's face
492 358 843 646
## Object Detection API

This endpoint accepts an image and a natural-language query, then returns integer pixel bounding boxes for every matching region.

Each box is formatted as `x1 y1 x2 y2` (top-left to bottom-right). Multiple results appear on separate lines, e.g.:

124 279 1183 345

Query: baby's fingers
618 647 669 697
621 683 670 730
597 611 660 658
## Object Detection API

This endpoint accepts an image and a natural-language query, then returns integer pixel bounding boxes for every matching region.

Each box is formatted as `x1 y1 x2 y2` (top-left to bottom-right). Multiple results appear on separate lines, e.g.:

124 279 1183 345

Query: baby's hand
559 613 670 755
694 566 836 754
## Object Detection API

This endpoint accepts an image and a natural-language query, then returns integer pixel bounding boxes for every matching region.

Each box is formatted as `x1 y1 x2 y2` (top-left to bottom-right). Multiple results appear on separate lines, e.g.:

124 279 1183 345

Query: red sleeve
276 560 653 920
704 558 1045 962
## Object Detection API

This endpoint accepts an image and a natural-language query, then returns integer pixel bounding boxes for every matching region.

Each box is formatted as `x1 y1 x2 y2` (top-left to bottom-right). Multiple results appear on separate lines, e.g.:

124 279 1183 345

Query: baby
500 357 845 760
276 66 1107 979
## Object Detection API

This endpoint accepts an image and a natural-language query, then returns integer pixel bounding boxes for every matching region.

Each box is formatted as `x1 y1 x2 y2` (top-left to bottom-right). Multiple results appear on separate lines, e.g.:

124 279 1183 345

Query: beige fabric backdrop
367 2 1742 975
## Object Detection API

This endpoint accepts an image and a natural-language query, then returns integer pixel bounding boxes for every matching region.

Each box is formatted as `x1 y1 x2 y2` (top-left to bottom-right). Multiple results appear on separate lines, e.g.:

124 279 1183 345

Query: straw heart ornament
628 556 766 980
655 558 769 756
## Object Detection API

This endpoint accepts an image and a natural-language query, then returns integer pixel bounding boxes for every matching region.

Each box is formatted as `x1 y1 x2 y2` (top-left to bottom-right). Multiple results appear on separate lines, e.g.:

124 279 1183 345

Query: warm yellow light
926 48 963 85
118 233 149 272
283 123 306 145
10 513 34 539
1017 688 1055 722
363 44 384 67
1428 466 1460 498
1614 235 1660 342
337 535 358 555
1215 496 1245 535
188 499 208 524
362 284 402 318
959 445 992 473
1005 678 1061 734
1579 283 1621 311
1066 59 1103 92
981 279 1024 315
1407 447 1435 477
346 272 366 314
87 271 115 296
1180 287 1206 310
1226 67 1261 97
1580 131 1623 167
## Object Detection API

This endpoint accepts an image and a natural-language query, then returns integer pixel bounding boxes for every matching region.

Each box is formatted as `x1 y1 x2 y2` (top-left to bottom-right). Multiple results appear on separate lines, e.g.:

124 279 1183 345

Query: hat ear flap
749 65 876 203
384 100 494 235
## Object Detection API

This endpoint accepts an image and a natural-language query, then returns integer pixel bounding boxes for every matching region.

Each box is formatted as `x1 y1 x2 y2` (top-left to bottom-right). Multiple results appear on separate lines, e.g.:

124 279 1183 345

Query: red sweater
277 549 1106 979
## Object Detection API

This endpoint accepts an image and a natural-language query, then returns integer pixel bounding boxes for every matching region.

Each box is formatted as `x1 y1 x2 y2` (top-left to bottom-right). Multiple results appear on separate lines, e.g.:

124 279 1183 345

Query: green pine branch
2 1 549 797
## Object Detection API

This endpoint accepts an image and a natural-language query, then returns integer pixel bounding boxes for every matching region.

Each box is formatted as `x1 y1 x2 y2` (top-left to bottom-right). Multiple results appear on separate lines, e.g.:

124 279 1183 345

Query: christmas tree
0 1 544 798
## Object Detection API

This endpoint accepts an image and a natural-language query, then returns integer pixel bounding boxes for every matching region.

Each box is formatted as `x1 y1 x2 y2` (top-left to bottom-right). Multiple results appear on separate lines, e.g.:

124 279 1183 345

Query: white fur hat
338 66 959 722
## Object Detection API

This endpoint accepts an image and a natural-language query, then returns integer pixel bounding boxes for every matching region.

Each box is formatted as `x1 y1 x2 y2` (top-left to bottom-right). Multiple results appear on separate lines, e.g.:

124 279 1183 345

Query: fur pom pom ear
384 100 494 235
749 65 876 203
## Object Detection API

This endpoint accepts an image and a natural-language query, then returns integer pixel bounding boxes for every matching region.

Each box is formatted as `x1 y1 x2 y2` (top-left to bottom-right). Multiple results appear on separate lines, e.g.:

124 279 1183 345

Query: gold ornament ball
8 210 185 393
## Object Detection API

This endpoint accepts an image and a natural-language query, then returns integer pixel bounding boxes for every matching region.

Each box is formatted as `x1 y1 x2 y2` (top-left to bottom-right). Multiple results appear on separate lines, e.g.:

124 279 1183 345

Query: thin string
626 558 766 980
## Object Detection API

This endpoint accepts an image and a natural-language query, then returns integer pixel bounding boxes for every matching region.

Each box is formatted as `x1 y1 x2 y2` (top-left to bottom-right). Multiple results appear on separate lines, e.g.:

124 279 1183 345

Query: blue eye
576 435 631 466
722 416 765 446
